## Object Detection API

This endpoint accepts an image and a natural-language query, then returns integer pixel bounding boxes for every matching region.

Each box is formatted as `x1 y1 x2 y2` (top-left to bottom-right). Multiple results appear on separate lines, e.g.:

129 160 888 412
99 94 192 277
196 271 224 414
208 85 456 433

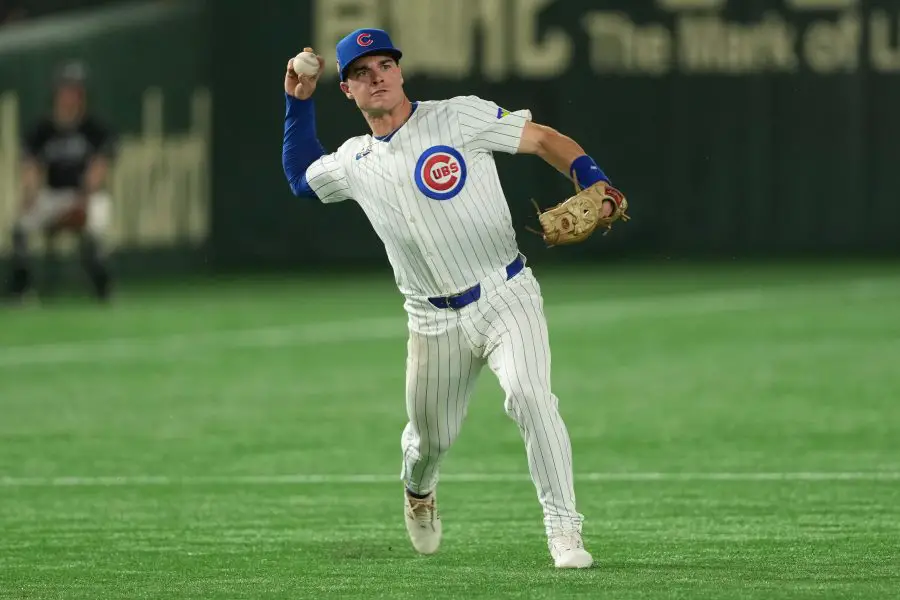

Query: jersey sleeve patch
453 96 530 155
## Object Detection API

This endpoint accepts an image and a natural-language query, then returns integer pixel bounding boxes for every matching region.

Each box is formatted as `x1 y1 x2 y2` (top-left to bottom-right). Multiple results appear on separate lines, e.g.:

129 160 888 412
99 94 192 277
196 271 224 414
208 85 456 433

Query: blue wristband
569 155 610 189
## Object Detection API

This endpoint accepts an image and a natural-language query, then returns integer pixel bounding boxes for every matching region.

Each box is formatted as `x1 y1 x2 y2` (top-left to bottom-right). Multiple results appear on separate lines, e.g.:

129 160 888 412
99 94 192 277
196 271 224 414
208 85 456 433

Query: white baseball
293 51 320 77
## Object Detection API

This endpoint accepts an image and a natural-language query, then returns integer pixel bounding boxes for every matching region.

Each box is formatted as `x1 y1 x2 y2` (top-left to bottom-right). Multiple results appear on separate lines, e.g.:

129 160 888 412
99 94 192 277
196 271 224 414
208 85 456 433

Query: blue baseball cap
336 28 402 81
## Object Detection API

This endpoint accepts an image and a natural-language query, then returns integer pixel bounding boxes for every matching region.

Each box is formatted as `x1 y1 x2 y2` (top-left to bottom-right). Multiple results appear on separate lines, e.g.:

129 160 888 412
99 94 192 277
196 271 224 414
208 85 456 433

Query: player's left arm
454 96 613 208
516 121 618 217
82 156 110 197
81 120 117 201
20 121 48 210
517 121 610 190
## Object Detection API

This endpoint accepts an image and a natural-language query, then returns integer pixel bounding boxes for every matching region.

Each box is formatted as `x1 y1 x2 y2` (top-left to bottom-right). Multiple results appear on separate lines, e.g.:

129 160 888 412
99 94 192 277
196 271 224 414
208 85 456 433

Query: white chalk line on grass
1 471 898 487
2 277 897 368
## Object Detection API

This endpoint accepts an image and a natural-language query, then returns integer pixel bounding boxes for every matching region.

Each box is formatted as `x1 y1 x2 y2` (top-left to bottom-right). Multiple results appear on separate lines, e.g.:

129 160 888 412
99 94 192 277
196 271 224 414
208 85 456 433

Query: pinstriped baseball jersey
304 95 532 298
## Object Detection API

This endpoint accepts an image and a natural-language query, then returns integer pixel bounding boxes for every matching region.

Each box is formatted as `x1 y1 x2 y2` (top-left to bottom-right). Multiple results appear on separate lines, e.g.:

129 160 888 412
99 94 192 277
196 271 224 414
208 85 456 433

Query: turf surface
2 262 899 599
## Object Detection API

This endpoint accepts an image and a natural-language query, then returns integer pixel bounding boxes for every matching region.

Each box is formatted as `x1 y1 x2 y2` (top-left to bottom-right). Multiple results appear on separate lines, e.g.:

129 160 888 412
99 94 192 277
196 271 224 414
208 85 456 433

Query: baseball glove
48 203 87 234
528 179 630 246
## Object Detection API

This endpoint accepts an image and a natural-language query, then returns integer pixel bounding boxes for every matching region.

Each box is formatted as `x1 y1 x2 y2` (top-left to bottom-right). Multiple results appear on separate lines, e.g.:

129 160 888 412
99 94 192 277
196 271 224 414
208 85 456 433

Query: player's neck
53 108 85 129
365 97 413 138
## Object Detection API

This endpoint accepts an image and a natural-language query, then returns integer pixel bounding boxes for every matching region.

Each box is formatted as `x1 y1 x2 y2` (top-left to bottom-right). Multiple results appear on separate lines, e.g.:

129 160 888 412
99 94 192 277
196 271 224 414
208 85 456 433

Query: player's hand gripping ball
285 47 325 101
528 180 630 246
292 51 320 77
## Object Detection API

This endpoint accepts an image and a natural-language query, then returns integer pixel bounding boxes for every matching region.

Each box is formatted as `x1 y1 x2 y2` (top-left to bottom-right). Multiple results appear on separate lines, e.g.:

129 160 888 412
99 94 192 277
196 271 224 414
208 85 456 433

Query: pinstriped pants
400 266 584 536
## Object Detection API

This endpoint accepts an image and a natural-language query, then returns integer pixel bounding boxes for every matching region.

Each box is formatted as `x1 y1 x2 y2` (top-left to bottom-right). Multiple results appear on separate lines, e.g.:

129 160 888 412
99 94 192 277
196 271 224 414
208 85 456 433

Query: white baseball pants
400 262 584 536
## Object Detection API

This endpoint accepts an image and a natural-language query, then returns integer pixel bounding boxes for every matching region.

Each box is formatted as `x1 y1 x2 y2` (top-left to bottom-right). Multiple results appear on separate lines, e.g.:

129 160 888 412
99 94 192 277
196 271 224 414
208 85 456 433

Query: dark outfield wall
211 0 900 269
2 1 898 282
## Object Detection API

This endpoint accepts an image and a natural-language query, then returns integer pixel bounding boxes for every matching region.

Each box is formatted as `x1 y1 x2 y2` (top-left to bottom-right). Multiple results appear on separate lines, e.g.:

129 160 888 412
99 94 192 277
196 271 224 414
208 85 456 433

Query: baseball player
281 29 628 569
4 61 116 303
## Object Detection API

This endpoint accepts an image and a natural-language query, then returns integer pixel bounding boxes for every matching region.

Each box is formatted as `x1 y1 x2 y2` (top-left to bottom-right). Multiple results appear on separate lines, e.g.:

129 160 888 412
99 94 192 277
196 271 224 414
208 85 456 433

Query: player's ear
339 81 353 100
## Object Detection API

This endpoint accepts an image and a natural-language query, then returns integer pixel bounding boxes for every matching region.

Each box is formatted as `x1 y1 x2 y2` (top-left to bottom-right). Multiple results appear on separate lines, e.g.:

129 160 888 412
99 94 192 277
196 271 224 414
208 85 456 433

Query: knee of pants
11 224 28 255
14 212 41 235
430 432 457 458
12 222 26 240
408 424 457 461
502 383 557 423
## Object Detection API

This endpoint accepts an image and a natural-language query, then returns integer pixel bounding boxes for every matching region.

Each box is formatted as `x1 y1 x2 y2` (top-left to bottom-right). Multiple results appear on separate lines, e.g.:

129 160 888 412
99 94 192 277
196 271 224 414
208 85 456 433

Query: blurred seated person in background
4 61 117 303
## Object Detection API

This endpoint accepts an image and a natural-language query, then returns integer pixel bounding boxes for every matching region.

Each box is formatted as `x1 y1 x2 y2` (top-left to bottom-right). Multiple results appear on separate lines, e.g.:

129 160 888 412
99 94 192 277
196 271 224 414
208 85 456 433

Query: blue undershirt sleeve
282 93 327 197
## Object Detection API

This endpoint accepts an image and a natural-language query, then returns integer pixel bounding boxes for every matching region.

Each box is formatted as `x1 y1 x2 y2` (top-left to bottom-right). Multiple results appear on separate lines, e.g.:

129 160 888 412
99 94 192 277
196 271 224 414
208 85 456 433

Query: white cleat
403 490 442 555
549 531 594 569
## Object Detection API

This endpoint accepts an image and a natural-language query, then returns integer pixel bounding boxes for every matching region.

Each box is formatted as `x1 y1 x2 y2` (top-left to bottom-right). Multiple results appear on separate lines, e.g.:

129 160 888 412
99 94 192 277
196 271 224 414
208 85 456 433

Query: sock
6 266 30 297
89 264 111 301
7 226 30 297
80 235 112 301
406 488 431 499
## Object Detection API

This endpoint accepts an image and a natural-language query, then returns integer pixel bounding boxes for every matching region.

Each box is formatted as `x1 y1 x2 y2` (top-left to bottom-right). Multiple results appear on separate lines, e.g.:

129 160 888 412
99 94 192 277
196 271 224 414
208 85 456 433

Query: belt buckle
443 294 459 311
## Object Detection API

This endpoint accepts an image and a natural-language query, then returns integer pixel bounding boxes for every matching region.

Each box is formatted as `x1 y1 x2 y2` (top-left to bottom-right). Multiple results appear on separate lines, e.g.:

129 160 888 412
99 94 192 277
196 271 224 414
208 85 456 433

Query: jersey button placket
395 148 442 289
408 214 441 285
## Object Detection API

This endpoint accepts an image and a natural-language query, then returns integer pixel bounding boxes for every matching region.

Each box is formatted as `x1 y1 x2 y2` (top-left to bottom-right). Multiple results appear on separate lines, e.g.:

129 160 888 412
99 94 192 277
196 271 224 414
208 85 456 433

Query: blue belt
428 254 524 310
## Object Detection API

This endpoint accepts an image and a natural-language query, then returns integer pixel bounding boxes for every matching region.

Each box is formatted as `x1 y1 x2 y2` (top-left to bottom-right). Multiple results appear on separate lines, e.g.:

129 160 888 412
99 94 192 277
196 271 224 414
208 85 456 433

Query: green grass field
2 261 899 599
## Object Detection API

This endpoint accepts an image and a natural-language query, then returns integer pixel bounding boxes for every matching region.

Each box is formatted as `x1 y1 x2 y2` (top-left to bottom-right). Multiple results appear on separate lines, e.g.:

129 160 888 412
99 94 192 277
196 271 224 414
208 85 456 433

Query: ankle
406 488 431 500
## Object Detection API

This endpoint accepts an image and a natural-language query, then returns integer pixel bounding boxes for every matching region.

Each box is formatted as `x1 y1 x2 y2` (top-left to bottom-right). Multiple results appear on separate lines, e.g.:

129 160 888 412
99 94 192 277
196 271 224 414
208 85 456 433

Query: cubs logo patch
414 145 467 201
497 107 510 119
356 33 373 47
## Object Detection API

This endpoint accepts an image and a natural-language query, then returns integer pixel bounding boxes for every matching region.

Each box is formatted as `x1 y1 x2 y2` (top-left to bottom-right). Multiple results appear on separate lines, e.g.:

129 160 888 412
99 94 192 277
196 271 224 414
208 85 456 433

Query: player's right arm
19 122 47 210
80 119 117 203
281 48 351 203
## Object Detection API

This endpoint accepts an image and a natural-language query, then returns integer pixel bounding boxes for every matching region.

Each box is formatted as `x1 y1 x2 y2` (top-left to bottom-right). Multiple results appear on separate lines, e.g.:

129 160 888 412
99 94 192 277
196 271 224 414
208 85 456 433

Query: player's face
53 83 85 125
341 55 404 115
